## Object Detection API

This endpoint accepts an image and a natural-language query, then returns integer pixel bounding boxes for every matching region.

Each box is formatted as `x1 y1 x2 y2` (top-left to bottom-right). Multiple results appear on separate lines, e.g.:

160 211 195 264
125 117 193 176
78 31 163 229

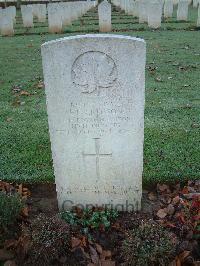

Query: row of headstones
0 1 97 36
47 1 97 33
21 1 97 32
111 0 200 28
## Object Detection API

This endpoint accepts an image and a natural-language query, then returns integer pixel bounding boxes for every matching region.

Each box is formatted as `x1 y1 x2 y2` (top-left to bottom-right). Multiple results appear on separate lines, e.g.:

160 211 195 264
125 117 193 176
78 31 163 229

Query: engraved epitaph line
82 138 112 179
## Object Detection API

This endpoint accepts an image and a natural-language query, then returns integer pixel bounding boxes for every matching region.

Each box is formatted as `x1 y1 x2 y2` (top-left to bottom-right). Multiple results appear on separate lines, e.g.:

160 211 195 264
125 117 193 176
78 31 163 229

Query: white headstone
0 7 2 27
177 0 188 20
113 0 121 7
41 34 146 212
32 4 38 18
21 5 34 28
60 2 72 26
132 0 139 17
197 5 200 26
148 1 163 28
0 9 14 36
37 4 46 23
125 0 130 14
164 0 174 18
7 6 16 24
193 0 198 7
127 0 139 16
69 2 79 21
120 0 124 12
98 0 112 32
47 3 62 33
138 0 148 23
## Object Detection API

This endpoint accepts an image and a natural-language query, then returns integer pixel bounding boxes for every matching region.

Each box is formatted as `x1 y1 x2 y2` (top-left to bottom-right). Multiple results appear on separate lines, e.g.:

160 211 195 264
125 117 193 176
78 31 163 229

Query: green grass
0 5 199 184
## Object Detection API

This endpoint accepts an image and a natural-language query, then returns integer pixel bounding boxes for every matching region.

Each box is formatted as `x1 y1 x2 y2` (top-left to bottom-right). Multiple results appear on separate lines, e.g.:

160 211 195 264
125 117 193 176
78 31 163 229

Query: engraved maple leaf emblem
72 51 117 95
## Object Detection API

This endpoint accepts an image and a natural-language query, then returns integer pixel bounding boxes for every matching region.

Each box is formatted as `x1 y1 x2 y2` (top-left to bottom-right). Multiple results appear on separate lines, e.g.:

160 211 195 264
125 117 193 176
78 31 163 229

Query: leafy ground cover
0 181 199 265
0 5 199 184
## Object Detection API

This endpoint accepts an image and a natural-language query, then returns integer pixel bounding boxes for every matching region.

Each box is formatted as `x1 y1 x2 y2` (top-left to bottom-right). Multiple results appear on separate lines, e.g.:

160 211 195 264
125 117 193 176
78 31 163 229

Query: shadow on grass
14 28 99 36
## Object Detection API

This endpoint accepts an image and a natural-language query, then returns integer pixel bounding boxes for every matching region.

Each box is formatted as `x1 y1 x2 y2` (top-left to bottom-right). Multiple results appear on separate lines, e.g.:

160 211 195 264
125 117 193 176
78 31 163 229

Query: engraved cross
82 138 112 179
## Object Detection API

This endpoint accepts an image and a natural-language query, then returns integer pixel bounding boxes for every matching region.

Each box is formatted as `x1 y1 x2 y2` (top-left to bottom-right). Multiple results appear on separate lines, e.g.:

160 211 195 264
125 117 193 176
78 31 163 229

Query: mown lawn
0 5 199 184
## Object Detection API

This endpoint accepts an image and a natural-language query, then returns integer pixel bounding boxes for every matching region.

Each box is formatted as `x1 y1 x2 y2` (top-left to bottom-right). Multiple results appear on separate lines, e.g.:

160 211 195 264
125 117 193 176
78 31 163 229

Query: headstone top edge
41 34 146 49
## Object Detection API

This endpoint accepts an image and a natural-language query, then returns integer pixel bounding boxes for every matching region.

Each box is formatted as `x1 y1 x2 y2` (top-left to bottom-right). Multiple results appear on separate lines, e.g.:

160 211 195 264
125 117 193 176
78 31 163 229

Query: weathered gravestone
60 2 72 27
0 9 14 36
124 0 130 14
177 0 188 21
98 0 112 32
148 1 163 28
21 5 34 28
193 0 198 8
37 4 46 23
138 0 148 23
69 2 79 21
7 6 16 24
127 0 139 17
0 8 2 27
197 5 200 26
47 3 62 33
164 0 173 18
113 0 121 8
132 0 139 17
41 34 146 211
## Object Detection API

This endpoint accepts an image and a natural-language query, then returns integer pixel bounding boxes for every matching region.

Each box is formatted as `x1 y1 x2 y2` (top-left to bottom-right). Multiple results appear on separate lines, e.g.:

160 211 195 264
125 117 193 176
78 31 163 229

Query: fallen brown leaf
178 250 191 263
71 237 81 249
168 259 177 266
101 250 112 260
171 257 181 266
157 208 167 219
167 204 175 215
17 184 23 196
21 207 29 217
160 195 172 204
148 192 157 201
20 90 31 96
89 245 99 264
81 236 87 247
182 186 189 194
95 243 103 254
157 183 170 193
172 196 180 205
37 81 44 89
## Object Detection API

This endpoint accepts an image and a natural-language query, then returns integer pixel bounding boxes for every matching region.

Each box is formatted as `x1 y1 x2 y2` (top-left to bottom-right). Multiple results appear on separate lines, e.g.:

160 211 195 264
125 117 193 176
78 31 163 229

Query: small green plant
121 220 174 266
0 191 24 229
61 208 118 235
